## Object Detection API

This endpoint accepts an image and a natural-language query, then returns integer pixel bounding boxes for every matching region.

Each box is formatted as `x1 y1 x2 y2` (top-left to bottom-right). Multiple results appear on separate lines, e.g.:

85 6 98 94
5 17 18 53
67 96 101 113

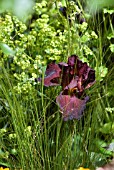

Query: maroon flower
37 55 95 121
40 55 95 90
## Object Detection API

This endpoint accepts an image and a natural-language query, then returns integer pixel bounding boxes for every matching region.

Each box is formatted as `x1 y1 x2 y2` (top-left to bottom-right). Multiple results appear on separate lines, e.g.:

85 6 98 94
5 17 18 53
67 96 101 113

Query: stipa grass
0 63 113 170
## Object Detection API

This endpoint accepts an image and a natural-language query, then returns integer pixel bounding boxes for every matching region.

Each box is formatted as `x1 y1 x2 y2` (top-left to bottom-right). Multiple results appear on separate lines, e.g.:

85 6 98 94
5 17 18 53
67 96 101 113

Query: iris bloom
37 55 95 121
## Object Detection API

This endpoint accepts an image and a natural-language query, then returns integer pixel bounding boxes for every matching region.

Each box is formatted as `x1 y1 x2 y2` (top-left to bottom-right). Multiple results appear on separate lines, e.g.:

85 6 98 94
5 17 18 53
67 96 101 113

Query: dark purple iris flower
37 55 95 121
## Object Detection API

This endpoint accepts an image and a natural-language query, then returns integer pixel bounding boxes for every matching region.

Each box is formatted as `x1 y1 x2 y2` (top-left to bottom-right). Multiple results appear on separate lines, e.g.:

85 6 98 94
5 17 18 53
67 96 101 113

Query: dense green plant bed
0 0 114 169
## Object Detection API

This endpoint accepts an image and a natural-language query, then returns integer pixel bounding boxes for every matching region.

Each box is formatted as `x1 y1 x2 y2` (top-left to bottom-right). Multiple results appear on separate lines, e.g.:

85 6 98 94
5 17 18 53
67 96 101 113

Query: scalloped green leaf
95 65 108 81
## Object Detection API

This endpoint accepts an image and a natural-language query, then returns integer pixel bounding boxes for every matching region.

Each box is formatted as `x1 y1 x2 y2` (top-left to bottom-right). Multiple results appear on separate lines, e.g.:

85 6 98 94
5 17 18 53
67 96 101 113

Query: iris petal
43 61 61 86
56 94 89 121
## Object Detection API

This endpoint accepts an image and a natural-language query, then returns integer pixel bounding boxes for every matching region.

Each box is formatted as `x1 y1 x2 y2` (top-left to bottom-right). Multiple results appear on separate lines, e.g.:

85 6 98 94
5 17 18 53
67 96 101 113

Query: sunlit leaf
13 0 34 22
0 43 15 55
109 44 114 52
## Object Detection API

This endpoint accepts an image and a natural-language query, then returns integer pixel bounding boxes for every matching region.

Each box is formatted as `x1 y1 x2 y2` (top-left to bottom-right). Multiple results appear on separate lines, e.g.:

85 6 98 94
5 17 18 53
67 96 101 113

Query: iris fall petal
56 94 89 121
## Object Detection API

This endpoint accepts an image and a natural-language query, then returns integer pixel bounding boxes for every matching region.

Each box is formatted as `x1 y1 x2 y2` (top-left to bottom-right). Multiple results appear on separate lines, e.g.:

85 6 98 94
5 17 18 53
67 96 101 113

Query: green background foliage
0 0 114 169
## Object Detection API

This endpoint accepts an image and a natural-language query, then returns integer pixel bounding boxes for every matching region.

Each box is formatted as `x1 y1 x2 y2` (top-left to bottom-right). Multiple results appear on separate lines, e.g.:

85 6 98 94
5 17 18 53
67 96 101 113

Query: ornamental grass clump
37 54 95 121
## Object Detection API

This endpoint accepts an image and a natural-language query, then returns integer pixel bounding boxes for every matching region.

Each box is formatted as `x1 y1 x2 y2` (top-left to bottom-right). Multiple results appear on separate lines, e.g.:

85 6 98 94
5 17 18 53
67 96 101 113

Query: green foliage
0 0 99 96
0 0 114 170
86 0 114 14
0 0 34 22
95 66 108 81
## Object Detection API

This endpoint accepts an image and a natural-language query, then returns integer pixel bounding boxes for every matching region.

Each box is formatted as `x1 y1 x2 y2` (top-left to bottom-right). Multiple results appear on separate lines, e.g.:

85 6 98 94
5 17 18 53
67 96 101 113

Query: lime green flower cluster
0 1 68 95
33 1 68 61
0 0 98 95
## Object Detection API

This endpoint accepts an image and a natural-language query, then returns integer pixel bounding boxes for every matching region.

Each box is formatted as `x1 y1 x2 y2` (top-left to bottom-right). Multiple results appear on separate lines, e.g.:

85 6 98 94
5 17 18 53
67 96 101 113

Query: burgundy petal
56 94 89 121
64 76 78 92
68 55 78 66
87 69 95 83
58 62 68 67
68 55 95 90
77 77 83 92
67 55 95 88
81 67 95 89
68 55 85 75
43 62 61 86
58 63 73 89
78 63 89 78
